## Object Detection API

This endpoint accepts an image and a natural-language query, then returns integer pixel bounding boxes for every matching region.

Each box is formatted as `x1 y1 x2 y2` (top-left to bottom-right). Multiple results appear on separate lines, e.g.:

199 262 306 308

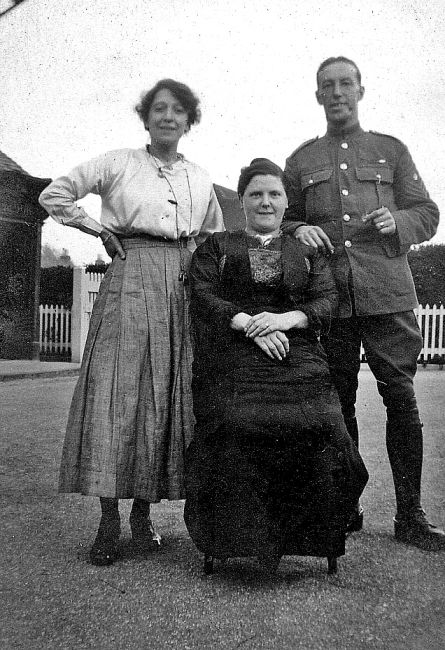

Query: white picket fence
39 267 103 361
39 304 72 356
39 267 445 366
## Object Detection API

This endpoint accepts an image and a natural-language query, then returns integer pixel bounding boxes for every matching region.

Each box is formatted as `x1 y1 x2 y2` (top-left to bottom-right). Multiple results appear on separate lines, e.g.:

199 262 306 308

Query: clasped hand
253 331 289 361
244 311 307 338
244 312 287 337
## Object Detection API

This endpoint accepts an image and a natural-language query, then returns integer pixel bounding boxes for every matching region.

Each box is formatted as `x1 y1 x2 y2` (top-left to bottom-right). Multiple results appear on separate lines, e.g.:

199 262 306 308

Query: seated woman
184 158 368 575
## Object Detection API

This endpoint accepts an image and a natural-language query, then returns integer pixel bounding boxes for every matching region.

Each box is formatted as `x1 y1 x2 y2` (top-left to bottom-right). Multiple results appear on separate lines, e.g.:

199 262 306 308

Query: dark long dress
184 231 368 562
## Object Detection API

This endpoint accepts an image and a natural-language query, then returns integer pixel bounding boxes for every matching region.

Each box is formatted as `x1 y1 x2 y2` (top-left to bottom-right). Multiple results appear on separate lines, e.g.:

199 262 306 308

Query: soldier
283 56 444 550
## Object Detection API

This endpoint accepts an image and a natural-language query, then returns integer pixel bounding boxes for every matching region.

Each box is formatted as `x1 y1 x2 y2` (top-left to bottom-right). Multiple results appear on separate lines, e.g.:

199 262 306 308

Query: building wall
0 171 50 359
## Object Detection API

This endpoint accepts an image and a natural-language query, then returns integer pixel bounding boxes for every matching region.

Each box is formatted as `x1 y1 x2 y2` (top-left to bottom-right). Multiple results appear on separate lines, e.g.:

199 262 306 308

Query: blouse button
343 214 350 222
341 189 349 196
345 240 352 248
341 142 348 149
340 163 348 170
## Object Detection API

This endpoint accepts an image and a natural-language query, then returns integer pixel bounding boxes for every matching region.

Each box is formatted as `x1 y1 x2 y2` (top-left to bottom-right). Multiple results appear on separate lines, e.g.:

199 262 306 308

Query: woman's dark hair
135 79 201 129
237 158 287 198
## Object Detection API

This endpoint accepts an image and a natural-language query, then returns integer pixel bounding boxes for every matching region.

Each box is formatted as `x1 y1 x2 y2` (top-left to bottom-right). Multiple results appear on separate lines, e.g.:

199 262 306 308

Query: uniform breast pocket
355 165 395 212
300 168 333 221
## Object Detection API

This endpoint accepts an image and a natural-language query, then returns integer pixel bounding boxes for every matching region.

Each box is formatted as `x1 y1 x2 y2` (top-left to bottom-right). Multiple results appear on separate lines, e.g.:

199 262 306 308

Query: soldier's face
316 62 364 128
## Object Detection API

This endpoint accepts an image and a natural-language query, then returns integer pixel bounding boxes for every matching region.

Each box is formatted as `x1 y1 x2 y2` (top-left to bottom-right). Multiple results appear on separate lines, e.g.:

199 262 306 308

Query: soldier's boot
387 415 445 551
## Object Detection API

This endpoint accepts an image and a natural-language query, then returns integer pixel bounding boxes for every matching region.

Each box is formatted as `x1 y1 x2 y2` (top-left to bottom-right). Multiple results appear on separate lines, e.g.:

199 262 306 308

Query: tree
41 244 73 268
39 266 73 307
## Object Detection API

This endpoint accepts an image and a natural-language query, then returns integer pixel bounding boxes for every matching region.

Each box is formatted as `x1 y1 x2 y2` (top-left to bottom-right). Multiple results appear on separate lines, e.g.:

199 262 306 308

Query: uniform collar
326 121 363 139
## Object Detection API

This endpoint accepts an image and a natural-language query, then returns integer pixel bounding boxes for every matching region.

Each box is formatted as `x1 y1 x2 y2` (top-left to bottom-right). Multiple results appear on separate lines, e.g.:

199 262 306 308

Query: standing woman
39 79 224 566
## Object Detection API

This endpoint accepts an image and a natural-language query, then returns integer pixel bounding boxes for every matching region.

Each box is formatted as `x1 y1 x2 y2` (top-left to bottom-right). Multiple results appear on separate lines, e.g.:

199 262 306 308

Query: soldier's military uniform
284 123 439 524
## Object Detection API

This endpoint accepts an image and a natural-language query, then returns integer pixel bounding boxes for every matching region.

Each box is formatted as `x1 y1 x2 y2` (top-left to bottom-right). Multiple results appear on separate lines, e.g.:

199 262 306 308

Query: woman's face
146 89 189 147
242 174 288 235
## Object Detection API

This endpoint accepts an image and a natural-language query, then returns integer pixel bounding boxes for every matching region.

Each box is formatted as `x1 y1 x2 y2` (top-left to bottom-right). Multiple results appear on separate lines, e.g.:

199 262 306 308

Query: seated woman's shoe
89 518 121 566
129 514 162 554
346 503 364 534
394 508 445 551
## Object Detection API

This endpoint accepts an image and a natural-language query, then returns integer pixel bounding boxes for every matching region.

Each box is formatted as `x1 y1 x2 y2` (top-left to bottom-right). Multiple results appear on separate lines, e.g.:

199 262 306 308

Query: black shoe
394 508 445 551
89 519 121 566
346 504 364 534
129 514 162 554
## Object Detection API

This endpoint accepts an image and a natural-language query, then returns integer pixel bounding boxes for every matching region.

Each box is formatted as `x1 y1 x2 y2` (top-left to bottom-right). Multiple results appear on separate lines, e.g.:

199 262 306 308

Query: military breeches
321 311 424 513
321 311 422 422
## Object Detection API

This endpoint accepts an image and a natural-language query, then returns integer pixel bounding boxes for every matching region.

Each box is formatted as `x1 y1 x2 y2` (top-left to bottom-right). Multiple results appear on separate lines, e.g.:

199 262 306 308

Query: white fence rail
39 304 71 356
39 267 103 361
40 269 445 367
416 304 445 362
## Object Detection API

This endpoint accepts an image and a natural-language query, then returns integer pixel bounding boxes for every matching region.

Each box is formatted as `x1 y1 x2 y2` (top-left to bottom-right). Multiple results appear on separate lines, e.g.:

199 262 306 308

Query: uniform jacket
283 124 439 317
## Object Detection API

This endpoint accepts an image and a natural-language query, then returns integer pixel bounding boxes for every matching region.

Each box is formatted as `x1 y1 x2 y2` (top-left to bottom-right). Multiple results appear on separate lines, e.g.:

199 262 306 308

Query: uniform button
341 142 348 149
341 189 349 196
340 163 348 170
308 179 314 184
345 240 352 248
343 214 350 222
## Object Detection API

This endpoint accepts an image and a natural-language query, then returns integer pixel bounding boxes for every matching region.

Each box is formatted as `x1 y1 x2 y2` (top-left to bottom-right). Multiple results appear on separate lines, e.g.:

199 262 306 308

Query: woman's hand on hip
100 229 126 260
254 331 289 361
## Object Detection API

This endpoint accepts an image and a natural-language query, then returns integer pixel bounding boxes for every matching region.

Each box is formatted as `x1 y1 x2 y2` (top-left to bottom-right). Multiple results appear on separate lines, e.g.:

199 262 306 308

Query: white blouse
39 148 224 240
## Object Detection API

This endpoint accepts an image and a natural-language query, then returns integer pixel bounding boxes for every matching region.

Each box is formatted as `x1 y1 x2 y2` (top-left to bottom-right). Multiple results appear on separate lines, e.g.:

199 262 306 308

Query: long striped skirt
59 238 194 501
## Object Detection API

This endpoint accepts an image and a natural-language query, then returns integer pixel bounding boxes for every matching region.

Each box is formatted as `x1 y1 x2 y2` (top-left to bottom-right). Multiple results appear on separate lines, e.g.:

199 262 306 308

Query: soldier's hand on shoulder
295 225 335 254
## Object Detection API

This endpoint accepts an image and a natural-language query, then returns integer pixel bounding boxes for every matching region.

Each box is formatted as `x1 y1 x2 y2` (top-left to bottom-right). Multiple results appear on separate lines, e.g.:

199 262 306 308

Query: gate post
71 267 87 363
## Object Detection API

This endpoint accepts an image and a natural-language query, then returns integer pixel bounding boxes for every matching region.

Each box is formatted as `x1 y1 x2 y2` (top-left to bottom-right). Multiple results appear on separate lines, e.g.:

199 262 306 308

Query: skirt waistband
120 234 190 250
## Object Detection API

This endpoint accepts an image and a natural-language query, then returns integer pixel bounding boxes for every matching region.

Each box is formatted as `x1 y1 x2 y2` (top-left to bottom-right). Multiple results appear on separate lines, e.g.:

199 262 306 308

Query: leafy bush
39 266 73 307
408 244 445 306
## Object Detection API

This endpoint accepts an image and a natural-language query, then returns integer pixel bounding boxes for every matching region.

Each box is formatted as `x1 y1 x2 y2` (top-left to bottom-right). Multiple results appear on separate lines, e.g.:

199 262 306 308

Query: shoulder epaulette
368 130 404 146
287 136 319 159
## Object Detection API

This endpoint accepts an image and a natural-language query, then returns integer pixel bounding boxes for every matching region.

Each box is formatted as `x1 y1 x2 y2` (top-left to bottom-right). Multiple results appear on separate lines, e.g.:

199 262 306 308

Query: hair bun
237 158 284 197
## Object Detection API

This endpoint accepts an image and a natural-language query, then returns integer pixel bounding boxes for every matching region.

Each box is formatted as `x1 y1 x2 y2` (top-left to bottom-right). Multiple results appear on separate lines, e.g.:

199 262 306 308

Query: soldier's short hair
316 57 362 86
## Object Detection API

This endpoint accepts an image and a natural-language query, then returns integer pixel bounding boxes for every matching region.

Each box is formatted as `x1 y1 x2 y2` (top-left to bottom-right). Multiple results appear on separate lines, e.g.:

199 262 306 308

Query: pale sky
1 0 444 265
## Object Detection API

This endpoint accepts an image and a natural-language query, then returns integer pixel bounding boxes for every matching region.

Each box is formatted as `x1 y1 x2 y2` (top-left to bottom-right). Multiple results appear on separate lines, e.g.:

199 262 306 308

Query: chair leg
327 556 338 574
204 555 214 575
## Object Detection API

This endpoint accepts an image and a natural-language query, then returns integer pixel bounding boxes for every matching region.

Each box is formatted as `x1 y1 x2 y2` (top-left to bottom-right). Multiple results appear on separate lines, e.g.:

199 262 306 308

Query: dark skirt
59 238 194 500
184 345 368 560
